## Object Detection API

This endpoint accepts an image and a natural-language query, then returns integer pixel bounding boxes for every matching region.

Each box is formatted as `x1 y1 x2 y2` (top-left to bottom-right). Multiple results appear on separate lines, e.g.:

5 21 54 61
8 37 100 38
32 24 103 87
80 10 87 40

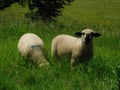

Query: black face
75 31 101 44
85 34 92 44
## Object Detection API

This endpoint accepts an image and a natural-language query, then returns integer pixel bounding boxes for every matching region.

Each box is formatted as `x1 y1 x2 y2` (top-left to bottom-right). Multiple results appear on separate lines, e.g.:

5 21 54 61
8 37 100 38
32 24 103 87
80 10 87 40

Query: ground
0 0 120 90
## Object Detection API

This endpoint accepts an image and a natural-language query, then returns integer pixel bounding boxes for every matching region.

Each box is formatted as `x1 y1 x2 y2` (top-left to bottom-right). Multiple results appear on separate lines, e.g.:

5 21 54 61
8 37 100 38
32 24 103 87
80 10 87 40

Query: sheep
51 28 101 67
18 33 49 67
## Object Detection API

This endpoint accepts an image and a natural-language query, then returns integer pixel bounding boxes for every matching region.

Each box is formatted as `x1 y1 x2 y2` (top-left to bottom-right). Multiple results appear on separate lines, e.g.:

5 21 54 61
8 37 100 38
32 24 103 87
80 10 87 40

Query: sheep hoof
39 62 50 68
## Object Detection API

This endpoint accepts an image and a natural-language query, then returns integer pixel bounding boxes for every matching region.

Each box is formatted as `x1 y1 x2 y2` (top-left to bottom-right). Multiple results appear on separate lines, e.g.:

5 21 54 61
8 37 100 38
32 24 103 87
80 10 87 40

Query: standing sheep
18 33 49 67
51 29 101 67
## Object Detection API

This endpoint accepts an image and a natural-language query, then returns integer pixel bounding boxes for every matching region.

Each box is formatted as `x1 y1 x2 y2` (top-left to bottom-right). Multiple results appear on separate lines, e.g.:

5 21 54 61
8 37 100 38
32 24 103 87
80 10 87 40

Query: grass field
0 0 120 90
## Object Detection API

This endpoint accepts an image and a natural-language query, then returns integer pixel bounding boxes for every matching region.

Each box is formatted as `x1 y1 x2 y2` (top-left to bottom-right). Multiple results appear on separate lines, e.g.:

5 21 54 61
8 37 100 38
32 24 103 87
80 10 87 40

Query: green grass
0 0 120 90
62 0 120 25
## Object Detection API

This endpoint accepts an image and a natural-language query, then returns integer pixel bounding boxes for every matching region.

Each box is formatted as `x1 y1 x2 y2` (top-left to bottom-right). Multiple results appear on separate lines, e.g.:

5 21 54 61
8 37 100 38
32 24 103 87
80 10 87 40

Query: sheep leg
52 50 57 59
71 57 79 67
52 48 61 62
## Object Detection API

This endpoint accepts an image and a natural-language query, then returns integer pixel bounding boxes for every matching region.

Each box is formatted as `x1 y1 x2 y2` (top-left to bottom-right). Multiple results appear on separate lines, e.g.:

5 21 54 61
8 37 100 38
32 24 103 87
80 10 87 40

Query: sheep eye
91 32 94 35
82 33 85 35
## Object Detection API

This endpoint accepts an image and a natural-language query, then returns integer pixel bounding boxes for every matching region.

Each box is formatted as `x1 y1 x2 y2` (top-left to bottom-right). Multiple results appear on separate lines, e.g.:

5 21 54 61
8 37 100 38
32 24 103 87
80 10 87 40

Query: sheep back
51 35 82 58
18 33 49 67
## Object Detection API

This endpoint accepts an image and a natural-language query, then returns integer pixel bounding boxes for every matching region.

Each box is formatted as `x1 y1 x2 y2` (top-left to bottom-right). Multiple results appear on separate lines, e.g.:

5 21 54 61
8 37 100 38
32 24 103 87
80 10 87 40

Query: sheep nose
85 35 91 44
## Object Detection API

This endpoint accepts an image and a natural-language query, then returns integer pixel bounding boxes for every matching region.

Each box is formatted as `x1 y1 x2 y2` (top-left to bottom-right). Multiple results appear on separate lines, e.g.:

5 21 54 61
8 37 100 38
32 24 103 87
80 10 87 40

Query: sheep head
75 29 101 44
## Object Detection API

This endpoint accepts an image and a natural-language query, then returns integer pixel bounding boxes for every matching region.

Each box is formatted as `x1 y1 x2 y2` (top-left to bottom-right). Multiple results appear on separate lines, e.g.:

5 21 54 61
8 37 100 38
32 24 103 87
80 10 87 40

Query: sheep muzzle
85 35 92 44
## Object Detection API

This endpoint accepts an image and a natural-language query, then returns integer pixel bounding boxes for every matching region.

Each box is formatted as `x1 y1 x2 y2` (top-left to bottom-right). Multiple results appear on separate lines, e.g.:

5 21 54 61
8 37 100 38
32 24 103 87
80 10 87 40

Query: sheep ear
92 33 101 37
75 32 82 36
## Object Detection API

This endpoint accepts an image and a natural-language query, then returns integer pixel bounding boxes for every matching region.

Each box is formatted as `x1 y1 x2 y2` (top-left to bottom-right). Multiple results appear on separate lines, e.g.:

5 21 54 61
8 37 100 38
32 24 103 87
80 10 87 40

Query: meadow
0 0 120 90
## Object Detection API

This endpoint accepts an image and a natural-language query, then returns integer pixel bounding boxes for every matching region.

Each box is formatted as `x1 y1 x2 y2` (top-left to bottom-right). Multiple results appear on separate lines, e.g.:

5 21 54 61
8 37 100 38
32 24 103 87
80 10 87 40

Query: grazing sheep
18 33 49 67
51 29 101 67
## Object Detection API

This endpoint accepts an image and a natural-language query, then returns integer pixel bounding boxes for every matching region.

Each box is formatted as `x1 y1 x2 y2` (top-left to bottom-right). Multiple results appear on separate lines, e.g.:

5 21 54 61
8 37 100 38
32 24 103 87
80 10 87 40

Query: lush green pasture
0 0 120 90
62 0 120 25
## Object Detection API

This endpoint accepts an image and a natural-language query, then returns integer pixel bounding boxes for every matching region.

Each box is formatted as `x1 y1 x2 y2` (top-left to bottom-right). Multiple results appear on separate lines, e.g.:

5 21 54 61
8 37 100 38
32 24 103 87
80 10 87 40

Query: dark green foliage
20 0 74 21
0 0 74 21
0 0 18 9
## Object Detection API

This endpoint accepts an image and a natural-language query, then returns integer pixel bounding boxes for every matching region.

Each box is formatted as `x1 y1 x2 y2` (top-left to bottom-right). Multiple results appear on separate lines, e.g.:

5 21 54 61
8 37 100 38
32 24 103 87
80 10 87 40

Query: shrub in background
20 0 74 21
